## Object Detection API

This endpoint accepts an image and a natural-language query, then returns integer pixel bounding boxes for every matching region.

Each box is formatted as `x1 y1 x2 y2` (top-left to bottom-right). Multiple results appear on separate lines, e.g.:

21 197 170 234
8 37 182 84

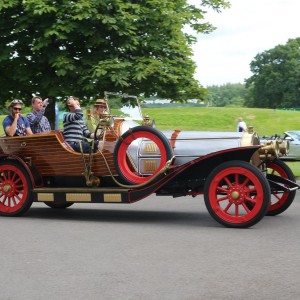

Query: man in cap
26 96 51 133
86 98 108 133
3 99 33 136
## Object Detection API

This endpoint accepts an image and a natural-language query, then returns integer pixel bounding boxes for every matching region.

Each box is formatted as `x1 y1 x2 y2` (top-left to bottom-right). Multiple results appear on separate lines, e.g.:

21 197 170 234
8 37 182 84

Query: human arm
63 109 84 124
4 116 19 136
26 127 33 135
26 110 46 125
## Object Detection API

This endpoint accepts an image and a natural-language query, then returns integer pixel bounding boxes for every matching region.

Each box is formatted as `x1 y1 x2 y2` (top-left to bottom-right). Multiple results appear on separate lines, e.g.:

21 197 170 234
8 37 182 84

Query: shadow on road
24 205 219 228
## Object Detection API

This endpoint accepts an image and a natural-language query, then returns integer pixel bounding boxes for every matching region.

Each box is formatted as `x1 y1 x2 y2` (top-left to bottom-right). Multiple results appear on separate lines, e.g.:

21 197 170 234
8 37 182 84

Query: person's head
8 99 24 117
32 96 44 112
237 117 243 122
66 96 80 111
93 99 107 115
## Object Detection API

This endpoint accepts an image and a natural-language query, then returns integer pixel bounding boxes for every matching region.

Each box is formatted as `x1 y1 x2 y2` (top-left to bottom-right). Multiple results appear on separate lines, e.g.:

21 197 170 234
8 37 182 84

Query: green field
1 106 300 176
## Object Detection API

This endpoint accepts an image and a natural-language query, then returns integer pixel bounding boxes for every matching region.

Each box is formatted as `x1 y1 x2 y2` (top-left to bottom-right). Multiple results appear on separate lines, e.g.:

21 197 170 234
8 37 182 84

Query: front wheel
204 160 270 228
0 160 33 216
265 159 296 216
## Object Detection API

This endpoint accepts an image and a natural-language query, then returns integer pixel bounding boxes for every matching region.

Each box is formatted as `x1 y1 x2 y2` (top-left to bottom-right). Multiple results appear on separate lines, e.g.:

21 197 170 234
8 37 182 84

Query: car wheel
0 160 33 216
44 202 74 209
114 126 173 185
204 160 270 228
265 159 296 216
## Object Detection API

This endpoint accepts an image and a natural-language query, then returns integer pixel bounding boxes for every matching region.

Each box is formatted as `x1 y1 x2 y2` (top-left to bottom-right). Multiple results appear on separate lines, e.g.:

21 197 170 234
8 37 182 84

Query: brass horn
258 140 280 159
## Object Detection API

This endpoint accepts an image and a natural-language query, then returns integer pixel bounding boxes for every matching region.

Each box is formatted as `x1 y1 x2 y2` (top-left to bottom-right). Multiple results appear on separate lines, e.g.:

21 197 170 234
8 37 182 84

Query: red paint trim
170 130 181 149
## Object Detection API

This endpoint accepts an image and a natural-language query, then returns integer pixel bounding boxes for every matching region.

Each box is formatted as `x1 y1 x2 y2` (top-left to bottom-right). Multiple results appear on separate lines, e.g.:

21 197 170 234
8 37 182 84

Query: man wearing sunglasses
3 99 33 136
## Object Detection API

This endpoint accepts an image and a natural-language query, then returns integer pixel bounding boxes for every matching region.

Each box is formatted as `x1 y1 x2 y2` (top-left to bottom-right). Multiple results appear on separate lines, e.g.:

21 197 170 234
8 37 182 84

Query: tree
245 38 300 108
0 0 229 106
206 83 246 107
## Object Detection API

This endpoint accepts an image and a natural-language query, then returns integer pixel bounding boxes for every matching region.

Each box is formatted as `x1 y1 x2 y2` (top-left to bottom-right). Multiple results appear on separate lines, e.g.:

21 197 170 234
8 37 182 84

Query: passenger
237 117 247 133
26 96 51 133
3 99 33 136
63 96 100 153
86 98 108 133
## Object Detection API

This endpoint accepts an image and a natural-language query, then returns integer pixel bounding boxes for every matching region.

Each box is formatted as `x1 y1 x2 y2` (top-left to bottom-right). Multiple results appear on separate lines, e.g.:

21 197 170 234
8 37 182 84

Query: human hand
43 98 49 107
14 112 21 121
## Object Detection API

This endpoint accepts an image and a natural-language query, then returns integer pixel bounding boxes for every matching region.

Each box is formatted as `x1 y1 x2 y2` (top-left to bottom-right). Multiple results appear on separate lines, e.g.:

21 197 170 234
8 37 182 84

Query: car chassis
0 92 299 228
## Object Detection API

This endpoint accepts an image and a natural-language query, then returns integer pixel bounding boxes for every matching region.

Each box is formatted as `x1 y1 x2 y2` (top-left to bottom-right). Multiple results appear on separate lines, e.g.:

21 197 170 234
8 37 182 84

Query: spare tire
114 126 173 185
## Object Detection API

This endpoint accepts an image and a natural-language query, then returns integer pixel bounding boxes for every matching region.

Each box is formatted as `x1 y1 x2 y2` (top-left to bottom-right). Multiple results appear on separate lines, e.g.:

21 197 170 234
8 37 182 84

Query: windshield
104 92 143 121
287 131 300 140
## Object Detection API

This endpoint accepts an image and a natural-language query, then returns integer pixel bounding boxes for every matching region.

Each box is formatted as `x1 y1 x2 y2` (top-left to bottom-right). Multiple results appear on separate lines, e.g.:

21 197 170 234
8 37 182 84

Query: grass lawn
1 106 300 176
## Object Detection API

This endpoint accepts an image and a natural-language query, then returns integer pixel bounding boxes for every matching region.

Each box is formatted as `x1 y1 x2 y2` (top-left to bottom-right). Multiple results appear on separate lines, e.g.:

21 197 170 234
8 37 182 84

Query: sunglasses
13 107 22 111
11 99 23 104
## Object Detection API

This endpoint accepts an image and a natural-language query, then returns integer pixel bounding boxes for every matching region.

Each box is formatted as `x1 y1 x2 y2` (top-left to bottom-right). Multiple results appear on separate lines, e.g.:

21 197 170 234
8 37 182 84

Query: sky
189 0 300 86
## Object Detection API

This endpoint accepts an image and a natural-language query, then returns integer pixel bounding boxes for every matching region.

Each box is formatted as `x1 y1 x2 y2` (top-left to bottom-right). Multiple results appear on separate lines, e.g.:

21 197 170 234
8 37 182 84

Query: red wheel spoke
1 195 8 204
2 171 8 181
235 204 239 216
242 202 251 213
11 171 17 182
245 196 256 204
11 196 18 207
7 196 11 208
217 195 229 202
216 186 229 193
241 177 250 188
245 187 256 194
223 202 232 213
273 193 281 201
224 176 233 188
234 173 239 184
15 184 24 191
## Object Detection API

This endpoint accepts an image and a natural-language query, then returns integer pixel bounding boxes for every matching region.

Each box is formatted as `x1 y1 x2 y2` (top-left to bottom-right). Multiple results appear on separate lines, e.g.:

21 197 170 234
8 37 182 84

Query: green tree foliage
206 83 246 107
0 0 229 105
245 38 300 108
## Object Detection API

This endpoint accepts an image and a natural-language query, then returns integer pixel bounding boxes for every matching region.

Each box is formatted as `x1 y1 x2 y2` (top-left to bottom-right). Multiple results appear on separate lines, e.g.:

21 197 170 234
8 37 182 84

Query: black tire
0 160 33 216
44 202 74 209
265 159 296 216
204 160 270 228
114 126 173 185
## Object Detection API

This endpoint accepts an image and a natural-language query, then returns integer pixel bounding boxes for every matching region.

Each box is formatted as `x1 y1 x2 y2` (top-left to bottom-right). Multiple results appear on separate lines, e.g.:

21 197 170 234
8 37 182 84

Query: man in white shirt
237 117 247 132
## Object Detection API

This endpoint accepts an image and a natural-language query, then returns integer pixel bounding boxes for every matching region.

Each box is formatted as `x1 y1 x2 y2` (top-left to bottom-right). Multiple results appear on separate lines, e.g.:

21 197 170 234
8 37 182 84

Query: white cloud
190 0 300 86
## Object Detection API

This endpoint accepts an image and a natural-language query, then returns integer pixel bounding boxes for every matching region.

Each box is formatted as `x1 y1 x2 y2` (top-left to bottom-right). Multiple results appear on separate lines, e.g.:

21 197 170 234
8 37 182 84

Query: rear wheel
0 160 33 216
265 159 296 216
204 160 270 228
114 126 173 185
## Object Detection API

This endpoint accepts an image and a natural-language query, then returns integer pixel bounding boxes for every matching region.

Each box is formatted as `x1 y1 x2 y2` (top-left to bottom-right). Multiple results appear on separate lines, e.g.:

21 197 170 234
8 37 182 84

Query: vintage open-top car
0 92 299 228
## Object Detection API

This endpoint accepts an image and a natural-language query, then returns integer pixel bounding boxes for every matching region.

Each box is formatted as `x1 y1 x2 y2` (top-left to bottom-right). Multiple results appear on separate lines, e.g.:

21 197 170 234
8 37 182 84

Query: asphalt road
1 192 300 300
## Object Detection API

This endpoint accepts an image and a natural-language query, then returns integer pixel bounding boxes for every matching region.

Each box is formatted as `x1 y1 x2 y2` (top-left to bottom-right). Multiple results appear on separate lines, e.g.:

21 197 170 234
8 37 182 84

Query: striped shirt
63 109 91 142
26 110 51 133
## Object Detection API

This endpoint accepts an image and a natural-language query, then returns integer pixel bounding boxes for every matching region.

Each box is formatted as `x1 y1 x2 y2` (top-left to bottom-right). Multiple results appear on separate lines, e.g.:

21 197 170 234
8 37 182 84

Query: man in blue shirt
3 99 33 136
26 96 51 133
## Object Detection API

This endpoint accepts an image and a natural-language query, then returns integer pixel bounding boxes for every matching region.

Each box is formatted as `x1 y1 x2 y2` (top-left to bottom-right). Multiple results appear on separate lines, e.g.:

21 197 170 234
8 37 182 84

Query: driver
63 96 101 153
86 98 107 133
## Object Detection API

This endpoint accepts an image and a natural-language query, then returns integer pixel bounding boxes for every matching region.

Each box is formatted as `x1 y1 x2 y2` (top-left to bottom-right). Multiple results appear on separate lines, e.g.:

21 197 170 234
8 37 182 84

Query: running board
32 187 130 203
